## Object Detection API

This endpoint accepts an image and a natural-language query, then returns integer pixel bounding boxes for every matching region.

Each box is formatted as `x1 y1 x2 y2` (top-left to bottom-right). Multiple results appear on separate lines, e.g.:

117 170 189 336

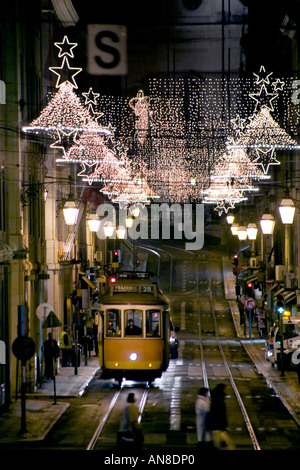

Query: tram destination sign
113 284 154 293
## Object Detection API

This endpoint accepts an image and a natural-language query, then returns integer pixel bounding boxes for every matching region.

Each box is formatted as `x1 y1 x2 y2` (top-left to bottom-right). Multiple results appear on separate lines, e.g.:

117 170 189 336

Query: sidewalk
222 256 300 428
0 355 100 443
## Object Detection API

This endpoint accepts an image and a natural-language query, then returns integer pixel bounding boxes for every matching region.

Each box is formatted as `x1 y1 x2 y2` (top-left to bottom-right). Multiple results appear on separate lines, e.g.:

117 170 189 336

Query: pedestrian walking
195 387 212 449
43 332 59 379
208 383 235 450
118 392 144 449
59 325 72 367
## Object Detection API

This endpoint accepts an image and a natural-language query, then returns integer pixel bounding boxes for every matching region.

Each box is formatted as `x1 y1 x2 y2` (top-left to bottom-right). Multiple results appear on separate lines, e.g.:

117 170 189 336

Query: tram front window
146 309 161 337
106 309 121 336
125 309 142 336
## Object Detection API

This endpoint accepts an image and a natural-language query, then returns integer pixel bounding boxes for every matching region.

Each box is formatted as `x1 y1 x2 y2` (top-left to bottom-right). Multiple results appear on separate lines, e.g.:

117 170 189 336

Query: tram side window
106 309 121 336
125 309 143 336
146 309 161 337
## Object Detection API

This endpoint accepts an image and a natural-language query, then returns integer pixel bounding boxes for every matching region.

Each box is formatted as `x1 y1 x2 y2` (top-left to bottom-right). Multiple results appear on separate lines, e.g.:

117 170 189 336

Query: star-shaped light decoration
77 161 101 185
249 83 278 112
272 78 285 92
253 65 273 85
50 129 80 159
214 199 236 216
253 147 280 174
54 36 78 58
82 87 100 106
230 115 247 137
49 56 82 89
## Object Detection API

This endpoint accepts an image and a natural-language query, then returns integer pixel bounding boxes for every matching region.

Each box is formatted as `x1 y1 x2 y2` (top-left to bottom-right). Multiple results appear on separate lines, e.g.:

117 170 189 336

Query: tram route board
113 285 154 293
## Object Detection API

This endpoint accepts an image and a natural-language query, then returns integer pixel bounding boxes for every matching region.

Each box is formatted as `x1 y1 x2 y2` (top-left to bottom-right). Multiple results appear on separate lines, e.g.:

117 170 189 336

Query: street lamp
87 214 101 232
246 223 258 240
63 200 79 225
260 213 275 235
103 222 115 238
237 225 247 240
226 214 235 224
231 223 239 235
279 198 295 276
279 198 295 224
116 226 126 239
131 206 140 218
125 216 134 228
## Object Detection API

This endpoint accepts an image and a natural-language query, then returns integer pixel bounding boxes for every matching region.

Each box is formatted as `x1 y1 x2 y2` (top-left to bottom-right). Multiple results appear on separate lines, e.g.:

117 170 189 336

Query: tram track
85 246 300 452
86 384 150 450
196 258 261 450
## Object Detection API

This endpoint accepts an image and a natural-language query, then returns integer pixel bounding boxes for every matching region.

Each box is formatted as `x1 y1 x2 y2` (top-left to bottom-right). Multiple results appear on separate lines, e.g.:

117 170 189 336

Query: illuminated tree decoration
211 146 268 182
231 107 297 150
24 82 109 138
112 178 159 204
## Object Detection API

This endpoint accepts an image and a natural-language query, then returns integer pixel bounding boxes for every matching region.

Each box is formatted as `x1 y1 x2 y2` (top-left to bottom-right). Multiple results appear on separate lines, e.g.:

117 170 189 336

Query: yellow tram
97 272 177 384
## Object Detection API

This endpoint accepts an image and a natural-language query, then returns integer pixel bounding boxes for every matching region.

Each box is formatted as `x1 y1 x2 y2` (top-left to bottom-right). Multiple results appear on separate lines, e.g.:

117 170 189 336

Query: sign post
244 297 256 340
12 336 35 433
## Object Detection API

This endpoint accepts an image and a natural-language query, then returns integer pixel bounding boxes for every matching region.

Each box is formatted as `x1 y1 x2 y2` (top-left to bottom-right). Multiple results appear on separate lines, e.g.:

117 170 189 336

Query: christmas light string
24 41 300 213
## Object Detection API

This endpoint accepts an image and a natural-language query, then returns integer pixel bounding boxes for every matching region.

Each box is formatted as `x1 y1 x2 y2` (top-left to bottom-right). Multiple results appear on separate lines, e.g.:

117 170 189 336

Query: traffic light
276 300 284 315
112 250 120 268
246 281 254 297
283 310 291 319
233 254 239 267
112 250 119 263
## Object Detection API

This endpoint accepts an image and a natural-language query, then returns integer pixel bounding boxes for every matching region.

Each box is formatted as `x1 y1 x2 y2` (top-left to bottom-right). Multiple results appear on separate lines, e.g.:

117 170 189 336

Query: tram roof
98 291 170 306
98 271 170 306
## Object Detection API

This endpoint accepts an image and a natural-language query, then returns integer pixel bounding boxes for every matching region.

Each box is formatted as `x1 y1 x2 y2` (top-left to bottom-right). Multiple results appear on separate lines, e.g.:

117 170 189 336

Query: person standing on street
59 325 72 367
43 332 59 379
208 383 235 450
195 387 212 449
118 392 143 449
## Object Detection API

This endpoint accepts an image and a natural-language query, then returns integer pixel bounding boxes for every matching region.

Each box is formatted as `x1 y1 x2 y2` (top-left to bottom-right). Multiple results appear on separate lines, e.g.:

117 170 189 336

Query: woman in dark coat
208 384 235 450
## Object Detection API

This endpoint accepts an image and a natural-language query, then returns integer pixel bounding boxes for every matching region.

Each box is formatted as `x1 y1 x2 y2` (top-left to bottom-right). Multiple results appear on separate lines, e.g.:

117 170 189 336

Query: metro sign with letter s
88 25 127 75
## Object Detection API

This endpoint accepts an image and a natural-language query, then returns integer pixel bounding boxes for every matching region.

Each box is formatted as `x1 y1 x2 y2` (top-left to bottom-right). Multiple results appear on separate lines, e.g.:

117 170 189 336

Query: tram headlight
130 352 138 361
